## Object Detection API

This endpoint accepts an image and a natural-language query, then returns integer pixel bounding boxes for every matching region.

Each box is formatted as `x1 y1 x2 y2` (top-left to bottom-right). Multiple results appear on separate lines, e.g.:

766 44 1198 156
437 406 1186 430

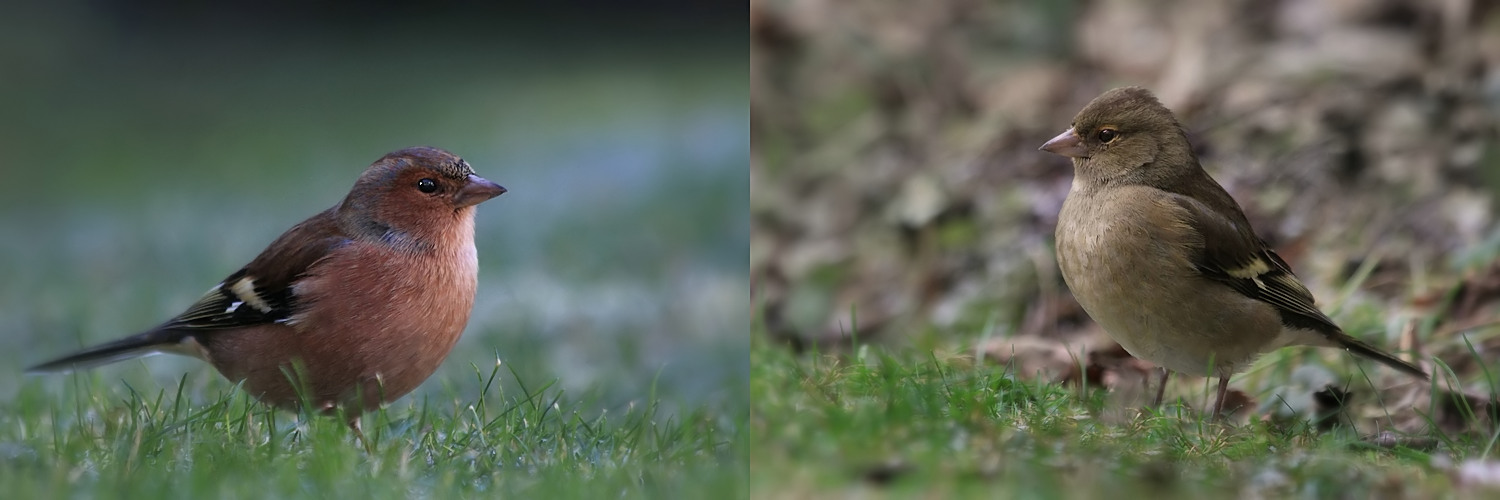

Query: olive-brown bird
28 146 506 444
1041 87 1427 419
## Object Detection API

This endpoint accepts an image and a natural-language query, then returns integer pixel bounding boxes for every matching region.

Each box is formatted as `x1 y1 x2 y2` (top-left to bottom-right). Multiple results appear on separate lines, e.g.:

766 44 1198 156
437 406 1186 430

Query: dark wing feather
161 208 348 332
1165 191 1428 379
165 269 291 329
26 208 350 373
1163 194 1340 334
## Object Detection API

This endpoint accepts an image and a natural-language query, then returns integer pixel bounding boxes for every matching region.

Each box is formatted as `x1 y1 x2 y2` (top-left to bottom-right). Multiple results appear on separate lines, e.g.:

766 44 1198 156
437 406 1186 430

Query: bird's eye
416 178 438 193
1097 128 1119 143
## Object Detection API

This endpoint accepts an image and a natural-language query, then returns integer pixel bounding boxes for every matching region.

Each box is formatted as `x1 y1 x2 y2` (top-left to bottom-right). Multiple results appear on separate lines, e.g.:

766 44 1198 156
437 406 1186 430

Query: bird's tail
1334 332 1429 380
26 329 183 373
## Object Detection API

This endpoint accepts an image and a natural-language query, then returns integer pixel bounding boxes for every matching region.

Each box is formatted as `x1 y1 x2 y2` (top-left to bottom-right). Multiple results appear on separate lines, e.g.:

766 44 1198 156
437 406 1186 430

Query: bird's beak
454 174 507 207
1039 128 1087 158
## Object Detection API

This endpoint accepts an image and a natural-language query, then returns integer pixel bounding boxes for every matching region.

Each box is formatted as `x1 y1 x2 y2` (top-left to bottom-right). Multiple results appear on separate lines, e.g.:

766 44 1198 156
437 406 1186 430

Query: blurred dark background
0 1 746 416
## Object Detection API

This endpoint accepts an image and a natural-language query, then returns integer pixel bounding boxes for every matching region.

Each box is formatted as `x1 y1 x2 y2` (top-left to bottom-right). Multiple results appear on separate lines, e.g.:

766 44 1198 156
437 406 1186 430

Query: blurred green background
0 2 746 418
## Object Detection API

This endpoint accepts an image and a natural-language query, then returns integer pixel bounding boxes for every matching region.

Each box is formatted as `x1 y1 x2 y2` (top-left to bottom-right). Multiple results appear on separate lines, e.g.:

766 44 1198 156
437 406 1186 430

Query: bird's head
340 147 506 250
1039 87 1194 185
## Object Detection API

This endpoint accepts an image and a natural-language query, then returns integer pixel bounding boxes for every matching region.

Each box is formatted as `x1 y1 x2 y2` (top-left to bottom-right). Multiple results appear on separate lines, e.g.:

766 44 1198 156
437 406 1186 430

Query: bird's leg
342 375 385 454
1211 377 1230 420
349 416 374 454
1152 367 1170 408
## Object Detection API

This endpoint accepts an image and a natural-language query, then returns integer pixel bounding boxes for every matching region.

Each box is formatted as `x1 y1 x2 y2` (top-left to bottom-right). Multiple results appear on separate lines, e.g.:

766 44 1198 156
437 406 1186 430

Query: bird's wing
1163 193 1341 334
161 209 348 332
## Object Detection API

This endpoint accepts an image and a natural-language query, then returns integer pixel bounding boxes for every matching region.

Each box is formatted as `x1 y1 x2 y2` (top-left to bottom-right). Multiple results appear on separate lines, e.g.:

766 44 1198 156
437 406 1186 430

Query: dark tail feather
26 330 181 374
1336 333 1429 380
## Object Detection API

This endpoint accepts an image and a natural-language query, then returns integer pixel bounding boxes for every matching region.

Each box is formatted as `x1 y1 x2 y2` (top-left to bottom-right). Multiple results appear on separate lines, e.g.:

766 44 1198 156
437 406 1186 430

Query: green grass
4 359 744 498
748 336 1480 497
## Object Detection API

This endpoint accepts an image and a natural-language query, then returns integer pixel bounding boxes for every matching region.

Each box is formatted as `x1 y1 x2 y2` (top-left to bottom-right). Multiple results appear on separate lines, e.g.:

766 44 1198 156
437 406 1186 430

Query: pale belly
1055 190 1281 377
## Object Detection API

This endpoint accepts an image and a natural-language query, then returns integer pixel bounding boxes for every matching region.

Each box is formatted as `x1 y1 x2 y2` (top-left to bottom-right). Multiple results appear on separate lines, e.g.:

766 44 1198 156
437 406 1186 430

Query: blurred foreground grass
748 335 1479 497
3 358 743 498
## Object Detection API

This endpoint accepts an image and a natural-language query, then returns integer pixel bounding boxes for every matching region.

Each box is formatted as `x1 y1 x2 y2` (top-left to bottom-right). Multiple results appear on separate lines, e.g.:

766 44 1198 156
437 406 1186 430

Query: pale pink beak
1039 128 1087 158
454 174 507 207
